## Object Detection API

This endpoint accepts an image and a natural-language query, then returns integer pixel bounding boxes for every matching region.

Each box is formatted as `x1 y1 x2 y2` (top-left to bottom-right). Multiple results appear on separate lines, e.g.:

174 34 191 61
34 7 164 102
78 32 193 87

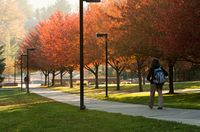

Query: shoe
148 105 153 109
157 107 163 110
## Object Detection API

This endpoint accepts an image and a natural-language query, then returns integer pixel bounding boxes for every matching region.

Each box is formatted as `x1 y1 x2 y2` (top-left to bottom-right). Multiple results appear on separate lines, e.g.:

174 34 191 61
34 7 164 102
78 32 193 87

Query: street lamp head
84 0 101 2
27 48 35 51
96 33 108 38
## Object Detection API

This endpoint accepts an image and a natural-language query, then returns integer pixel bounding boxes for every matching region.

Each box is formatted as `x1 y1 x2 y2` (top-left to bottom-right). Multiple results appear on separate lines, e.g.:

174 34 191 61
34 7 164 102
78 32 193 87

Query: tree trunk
95 65 99 89
44 74 48 85
143 74 146 85
138 69 143 92
42 71 48 86
174 65 177 82
168 61 174 94
52 71 55 86
47 72 50 87
69 70 73 88
60 70 63 86
116 71 120 90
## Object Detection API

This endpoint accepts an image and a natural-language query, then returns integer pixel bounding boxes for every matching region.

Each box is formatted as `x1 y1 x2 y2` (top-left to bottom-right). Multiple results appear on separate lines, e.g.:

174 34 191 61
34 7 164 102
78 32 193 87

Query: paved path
30 87 200 127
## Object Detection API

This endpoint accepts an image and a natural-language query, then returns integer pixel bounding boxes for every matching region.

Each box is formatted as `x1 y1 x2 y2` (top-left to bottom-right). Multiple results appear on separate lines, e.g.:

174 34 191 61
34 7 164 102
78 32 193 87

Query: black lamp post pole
14 61 16 85
105 34 108 97
96 33 108 97
26 50 30 93
79 0 101 110
80 0 85 110
21 55 23 91
21 54 27 91
26 48 35 94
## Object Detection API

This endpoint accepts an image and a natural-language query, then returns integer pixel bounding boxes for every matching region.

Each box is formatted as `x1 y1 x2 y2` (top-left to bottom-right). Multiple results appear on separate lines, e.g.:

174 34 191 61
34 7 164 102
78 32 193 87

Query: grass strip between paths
46 81 200 109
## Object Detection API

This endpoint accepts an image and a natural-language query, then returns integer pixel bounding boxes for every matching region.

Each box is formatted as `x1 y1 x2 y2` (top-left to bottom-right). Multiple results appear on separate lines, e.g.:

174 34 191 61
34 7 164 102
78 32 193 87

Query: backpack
153 67 165 85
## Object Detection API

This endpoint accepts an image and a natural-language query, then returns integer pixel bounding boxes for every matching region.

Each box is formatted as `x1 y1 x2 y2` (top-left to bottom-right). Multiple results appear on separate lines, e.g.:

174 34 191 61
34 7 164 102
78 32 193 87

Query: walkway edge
31 88 200 127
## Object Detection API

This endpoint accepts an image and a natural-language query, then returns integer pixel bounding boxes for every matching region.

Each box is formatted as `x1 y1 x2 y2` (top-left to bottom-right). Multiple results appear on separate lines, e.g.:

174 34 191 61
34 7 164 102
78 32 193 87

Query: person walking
24 75 29 89
147 59 168 109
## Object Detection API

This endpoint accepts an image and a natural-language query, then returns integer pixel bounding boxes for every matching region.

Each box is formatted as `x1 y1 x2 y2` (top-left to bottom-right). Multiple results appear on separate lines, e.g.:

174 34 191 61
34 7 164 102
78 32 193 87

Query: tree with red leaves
84 4 110 88
18 11 80 87
149 0 200 93
104 0 153 91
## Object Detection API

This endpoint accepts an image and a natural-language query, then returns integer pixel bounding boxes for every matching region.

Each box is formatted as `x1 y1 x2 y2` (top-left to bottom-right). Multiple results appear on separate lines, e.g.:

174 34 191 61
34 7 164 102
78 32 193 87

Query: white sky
28 0 80 12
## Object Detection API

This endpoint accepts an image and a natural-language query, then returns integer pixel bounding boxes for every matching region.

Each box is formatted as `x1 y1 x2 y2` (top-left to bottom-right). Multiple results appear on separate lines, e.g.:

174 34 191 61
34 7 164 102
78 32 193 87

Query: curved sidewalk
30 87 200 127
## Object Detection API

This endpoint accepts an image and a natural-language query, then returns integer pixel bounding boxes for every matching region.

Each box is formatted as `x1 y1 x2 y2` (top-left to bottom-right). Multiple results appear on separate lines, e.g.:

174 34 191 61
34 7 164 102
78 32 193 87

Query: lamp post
21 54 27 91
96 33 108 97
26 48 35 93
14 60 16 85
79 0 101 110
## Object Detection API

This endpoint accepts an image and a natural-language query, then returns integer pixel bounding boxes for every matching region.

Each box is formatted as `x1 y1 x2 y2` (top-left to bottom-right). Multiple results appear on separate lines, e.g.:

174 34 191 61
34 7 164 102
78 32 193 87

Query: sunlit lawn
173 81 200 89
47 81 200 109
0 89 200 132
88 92 200 109
0 88 200 131
49 81 200 94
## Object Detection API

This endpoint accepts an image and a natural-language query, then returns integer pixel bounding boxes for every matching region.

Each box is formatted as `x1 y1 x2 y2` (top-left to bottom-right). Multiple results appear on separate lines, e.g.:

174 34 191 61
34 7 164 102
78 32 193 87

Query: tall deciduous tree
108 56 127 90
0 44 5 86
0 0 24 75
148 0 200 93
84 4 108 88
19 11 80 87
104 0 153 91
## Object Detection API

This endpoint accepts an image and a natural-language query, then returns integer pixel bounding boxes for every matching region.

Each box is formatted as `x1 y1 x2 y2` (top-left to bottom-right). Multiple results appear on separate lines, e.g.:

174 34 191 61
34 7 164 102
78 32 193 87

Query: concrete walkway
30 87 200 127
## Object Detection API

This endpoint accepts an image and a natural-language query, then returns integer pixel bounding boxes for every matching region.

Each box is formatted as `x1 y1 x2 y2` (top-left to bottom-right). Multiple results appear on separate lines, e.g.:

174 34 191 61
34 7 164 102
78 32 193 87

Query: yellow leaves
4 56 14 75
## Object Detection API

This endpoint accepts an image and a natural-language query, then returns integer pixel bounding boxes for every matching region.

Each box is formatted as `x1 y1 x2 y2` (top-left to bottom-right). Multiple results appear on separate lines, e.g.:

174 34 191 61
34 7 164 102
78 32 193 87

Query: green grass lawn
173 81 200 89
87 92 200 109
47 81 200 109
0 88 200 131
50 81 200 93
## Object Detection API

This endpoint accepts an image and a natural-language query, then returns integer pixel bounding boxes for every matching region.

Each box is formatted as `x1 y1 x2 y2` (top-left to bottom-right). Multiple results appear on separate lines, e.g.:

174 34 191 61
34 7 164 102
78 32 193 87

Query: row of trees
0 0 71 76
18 0 200 94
